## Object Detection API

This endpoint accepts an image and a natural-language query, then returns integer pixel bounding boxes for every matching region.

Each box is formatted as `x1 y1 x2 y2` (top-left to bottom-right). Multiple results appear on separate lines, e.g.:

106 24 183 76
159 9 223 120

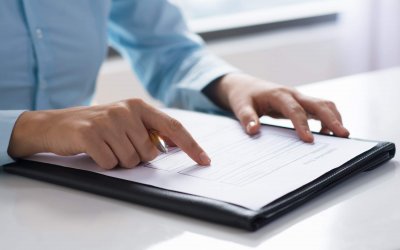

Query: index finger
272 93 314 142
140 107 211 166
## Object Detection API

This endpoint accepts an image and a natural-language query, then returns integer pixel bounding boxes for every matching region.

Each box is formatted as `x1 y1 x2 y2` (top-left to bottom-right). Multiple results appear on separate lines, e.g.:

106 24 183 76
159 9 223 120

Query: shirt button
36 28 43 39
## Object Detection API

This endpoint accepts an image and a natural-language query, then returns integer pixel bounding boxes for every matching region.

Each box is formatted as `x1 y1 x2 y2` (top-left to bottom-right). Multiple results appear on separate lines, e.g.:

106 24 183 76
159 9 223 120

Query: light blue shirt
0 0 236 165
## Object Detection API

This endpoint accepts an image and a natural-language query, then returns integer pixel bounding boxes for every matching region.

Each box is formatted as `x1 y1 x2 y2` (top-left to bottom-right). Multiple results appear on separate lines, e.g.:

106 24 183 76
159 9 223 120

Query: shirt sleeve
0 111 25 166
107 0 238 114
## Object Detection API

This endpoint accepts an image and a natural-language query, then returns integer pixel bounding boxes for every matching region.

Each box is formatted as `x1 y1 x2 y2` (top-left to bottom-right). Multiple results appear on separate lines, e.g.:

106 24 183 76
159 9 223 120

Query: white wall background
339 0 400 75
94 0 400 105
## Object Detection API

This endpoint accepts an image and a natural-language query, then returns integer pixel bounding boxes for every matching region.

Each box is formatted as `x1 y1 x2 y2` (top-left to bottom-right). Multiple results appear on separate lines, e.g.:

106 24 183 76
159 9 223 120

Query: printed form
28 109 377 210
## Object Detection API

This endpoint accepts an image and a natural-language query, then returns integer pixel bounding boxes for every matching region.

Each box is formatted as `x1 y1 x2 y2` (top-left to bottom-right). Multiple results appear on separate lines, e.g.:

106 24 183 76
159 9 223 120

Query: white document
27 109 377 210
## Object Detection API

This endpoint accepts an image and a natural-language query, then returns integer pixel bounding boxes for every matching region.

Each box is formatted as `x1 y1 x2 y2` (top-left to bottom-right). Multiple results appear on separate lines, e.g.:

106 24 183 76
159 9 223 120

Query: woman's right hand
8 99 211 169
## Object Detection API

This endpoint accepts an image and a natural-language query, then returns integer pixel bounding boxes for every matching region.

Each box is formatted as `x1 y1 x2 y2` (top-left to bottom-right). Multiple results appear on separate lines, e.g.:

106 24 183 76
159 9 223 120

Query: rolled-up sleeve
107 0 238 113
0 111 25 166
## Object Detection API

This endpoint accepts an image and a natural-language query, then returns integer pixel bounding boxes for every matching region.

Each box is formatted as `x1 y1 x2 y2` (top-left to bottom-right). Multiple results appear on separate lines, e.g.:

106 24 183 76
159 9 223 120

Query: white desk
1 68 399 250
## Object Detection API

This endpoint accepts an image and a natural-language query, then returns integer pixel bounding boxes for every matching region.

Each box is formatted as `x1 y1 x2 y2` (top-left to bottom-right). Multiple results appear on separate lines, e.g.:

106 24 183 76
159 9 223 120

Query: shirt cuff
0 110 25 166
173 51 239 115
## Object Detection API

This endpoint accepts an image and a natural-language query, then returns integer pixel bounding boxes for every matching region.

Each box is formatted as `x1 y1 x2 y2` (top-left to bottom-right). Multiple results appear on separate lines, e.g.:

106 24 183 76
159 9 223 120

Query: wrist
8 110 50 158
204 73 258 111
203 73 239 111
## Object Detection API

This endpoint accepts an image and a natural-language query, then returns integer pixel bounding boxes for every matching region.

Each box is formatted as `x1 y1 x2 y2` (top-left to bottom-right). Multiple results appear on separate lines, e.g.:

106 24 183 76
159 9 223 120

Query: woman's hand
8 99 211 169
205 73 350 142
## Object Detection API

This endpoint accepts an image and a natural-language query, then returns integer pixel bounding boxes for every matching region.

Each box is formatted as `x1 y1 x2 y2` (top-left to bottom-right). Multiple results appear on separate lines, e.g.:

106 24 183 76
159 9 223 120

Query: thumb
232 100 260 135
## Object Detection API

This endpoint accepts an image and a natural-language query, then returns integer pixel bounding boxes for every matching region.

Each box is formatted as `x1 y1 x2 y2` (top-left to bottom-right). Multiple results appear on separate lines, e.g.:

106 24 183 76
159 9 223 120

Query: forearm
108 0 237 113
8 110 51 158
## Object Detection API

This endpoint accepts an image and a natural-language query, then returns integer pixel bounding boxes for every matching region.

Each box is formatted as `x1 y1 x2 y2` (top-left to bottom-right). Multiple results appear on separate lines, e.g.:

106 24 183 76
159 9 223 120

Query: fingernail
199 152 211 166
343 126 350 137
246 120 257 133
306 129 314 142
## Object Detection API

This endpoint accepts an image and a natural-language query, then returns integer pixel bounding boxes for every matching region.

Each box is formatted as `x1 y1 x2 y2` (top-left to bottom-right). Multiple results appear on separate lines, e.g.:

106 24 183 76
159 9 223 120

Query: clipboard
2 140 395 231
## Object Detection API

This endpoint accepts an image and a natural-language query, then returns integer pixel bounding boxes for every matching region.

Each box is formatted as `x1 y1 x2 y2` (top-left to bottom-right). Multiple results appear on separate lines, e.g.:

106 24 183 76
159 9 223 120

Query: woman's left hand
204 73 350 142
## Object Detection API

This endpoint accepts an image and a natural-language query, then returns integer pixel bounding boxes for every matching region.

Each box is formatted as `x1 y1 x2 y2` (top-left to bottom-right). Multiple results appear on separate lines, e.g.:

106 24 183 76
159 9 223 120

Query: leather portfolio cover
2 140 395 231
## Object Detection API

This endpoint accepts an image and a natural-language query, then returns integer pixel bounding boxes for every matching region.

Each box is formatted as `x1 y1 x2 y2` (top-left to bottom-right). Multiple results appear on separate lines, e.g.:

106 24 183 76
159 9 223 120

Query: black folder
2 140 395 231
